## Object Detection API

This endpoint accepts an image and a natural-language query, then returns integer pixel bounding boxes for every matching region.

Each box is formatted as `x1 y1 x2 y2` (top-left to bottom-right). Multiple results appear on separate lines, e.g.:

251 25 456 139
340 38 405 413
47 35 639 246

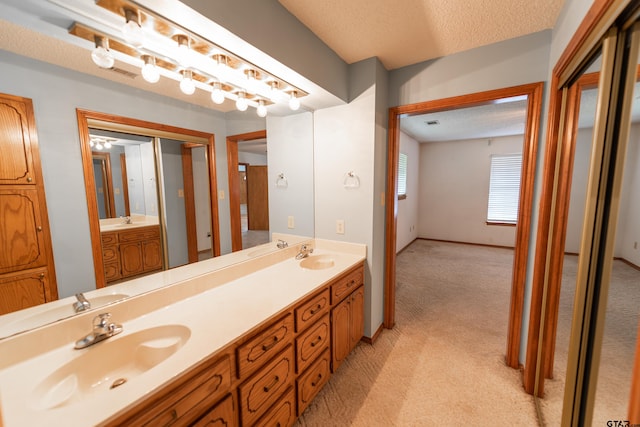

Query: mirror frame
76 109 221 289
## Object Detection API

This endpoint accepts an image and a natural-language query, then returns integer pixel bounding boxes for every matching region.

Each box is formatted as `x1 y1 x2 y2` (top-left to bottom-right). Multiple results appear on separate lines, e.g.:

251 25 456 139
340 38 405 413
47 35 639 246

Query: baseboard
396 238 418 256
361 323 385 345
615 257 640 272
417 237 515 250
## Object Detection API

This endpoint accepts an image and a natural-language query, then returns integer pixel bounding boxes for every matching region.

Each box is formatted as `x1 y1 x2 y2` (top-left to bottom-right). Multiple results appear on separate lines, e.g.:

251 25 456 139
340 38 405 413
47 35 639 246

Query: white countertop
0 239 366 427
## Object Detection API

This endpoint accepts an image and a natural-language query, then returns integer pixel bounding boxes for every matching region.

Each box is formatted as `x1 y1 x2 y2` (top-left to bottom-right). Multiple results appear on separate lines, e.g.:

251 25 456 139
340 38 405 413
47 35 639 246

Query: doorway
384 82 544 370
227 130 269 251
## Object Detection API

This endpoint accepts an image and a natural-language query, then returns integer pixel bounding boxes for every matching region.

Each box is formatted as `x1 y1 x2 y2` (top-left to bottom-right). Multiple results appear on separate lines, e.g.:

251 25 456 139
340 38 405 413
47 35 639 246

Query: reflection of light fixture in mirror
210 82 225 104
103 140 112 149
141 55 160 83
276 173 288 188
213 54 228 70
91 35 114 69
245 69 257 82
179 70 196 95
174 34 191 67
289 90 300 111
256 99 267 117
343 171 360 188
122 8 144 47
236 91 248 111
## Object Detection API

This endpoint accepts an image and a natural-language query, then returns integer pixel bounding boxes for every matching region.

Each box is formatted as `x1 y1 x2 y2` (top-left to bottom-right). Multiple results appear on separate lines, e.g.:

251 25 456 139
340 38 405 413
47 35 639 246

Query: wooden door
247 165 269 230
0 268 48 314
331 297 351 372
0 96 37 185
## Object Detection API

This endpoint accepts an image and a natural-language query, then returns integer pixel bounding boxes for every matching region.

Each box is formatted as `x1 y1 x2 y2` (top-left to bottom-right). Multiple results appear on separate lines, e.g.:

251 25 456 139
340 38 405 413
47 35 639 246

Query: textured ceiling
278 0 565 70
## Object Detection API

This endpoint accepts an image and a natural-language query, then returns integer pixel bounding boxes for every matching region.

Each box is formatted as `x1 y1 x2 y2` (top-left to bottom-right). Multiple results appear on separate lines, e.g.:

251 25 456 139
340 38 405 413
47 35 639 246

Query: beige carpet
295 240 538 426
539 255 640 426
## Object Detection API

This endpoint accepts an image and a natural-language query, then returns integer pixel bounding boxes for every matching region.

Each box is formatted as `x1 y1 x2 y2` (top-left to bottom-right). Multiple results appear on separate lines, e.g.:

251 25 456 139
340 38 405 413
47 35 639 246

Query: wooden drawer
192 393 237 427
237 314 294 380
103 262 121 282
102 244 119 263
297 348 331 416
239 345 295 426
118 225 160 243
117 354 232 427
331 266 364 304
254 386 296 427
295 288 330 333
296 313 330 374
101 232 118 245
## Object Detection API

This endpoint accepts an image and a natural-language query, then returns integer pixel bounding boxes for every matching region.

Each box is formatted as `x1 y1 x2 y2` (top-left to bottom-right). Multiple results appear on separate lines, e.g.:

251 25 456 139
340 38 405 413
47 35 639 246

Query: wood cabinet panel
101 232 117 245
103 262 121 282
254 386 296 427
237 314 294 380
350 286 365 349
118 226 160 242
296 349 331 416
142 239 162 272
331 295 351 372
0 96 36 185
239 345 295 426
295 288 330 333
192 394 237 427
102 225 162 282
0 268 48 315
101 245 118 263
0 189 47 274
119 241 143 278
330 266 364 305
296 313 330 374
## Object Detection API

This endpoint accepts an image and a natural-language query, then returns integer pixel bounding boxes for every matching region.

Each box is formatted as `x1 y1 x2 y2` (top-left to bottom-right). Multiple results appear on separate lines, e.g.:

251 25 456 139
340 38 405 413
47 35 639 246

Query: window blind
487 153 522 224
398 152 408 198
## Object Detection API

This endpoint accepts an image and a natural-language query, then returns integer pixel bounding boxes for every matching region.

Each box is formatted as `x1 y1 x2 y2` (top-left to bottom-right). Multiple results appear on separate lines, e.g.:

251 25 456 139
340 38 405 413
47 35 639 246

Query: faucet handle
93 313 112 330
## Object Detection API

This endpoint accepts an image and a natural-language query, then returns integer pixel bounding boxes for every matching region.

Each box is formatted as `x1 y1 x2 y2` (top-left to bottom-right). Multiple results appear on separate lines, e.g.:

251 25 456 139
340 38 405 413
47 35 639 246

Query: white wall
267 112 315 238
418 135 521 247
617 124 640 266
238 152 267 165
396 132 420 252
192 147 212 252
565 127 593 253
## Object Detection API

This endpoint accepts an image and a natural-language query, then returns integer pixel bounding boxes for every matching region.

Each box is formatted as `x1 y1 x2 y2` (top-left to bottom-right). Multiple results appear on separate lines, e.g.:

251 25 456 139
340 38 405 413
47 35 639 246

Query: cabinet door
0 95 37 185
297 349 331 416
142 239 162 272
0 268 48 314
193 394 237 427
331 296 351 372
296 313 330 374
349 286 365 352
0 189 47 274
119 242 143 278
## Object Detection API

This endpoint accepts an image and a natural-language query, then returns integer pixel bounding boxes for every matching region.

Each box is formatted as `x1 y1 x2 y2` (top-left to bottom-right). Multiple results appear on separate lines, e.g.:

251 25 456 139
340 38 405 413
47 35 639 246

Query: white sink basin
299 255 335 270
33 324 191 410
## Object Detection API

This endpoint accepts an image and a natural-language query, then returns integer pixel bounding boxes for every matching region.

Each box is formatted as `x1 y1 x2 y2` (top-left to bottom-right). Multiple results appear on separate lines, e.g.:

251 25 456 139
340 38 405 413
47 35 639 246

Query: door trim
226 130 267 252
384 82 544 371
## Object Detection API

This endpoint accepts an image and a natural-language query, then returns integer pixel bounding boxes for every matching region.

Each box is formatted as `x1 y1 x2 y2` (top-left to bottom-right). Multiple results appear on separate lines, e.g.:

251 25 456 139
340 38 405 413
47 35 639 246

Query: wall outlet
288 216 295 229
219 190 225 200
336 219 345 235
178 189 184 198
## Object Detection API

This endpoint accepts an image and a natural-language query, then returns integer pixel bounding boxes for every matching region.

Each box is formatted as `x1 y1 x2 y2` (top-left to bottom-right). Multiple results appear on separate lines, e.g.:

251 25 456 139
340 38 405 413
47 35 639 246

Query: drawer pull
311 373 323 387
348 279 355 287
310 335 322 347
263 375 280 393
262 336 279 352
309 303 322 314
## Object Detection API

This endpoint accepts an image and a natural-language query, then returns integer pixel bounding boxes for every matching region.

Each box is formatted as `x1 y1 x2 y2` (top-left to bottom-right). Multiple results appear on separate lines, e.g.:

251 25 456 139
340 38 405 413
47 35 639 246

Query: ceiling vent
108 67 138 79
425 120 440 126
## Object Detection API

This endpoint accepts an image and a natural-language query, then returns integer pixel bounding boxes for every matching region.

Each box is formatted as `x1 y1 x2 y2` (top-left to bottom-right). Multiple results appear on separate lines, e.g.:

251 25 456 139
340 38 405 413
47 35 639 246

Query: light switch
288 216 295 229
178 189 184 198
336 219 345 235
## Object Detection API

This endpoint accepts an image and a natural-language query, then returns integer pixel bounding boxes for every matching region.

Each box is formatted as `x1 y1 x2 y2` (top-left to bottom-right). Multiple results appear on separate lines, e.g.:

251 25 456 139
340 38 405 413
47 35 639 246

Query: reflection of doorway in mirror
238 163 248 232
238 144 269 249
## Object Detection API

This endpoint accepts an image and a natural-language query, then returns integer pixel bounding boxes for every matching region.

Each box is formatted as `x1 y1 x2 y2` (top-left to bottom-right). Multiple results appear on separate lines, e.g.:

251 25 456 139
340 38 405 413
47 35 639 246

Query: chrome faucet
73 293 91 313
74 313 123 349
295 244 314 260
276 239 288 249
121 216 132 224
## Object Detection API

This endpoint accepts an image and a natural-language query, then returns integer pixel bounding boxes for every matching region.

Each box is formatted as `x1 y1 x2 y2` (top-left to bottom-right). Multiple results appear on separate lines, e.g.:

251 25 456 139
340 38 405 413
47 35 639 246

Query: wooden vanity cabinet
101 225 162 283
0 93 57 314
331 267 365 372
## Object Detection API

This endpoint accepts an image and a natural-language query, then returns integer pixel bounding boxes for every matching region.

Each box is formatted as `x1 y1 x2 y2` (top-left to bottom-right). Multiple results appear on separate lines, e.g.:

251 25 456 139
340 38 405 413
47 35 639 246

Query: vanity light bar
67 0 308 113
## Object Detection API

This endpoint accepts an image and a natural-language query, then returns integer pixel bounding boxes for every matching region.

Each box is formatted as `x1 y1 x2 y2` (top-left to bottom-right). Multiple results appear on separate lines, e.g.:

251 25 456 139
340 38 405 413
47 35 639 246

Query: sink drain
110 378 127 389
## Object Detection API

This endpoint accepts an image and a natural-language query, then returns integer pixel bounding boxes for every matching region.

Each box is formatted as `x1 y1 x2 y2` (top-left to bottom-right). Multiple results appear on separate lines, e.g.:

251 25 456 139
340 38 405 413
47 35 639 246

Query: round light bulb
210 86 225 104
289 91 300 111
179 70 196 95
122 22 144 47
256 100 267 118
236 92 248 111
175 35 192 67
141 56 160 83
104 141 112 149
91 45 114 69
95 141 104 150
